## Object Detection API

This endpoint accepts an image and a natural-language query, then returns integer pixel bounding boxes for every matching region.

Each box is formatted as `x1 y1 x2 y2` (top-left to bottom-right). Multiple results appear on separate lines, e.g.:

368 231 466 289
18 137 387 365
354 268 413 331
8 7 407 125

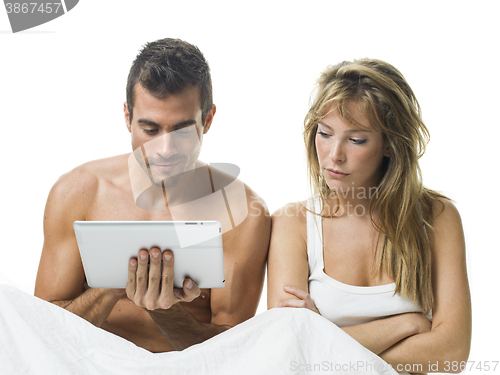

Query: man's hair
126 38 213 124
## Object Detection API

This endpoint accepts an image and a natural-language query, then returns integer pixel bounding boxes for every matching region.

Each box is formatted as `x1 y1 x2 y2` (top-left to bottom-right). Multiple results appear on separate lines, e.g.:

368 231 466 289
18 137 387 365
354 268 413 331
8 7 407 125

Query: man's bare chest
86 180 172 221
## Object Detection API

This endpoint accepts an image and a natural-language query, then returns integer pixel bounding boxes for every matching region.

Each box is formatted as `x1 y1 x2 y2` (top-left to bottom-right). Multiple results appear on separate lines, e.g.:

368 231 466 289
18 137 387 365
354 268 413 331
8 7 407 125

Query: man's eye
174 126 194 135
143 129 158 135
176 126 193 134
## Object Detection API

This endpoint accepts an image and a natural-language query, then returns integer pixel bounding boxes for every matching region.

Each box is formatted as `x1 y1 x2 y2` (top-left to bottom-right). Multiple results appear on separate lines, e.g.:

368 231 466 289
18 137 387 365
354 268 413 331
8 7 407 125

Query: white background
1 0 498 371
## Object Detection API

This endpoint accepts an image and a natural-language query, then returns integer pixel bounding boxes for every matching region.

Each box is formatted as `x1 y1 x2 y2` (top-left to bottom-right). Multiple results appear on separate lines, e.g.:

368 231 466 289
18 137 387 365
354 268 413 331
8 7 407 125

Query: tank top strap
306 197 325 273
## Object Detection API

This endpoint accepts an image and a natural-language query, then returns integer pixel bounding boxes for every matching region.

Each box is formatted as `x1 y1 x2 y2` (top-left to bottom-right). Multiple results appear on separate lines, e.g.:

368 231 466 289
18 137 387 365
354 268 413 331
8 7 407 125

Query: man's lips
150 161 181 171
325 168 349 178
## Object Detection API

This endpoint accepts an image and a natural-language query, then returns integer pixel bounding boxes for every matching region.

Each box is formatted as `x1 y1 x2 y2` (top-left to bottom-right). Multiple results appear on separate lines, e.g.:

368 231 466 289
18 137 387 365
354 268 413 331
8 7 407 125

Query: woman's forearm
380 324 471 374
341 313 429 355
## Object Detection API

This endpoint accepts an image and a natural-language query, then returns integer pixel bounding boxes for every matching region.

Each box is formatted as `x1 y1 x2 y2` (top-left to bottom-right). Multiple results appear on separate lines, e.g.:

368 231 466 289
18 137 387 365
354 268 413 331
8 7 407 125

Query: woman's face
315 103 390 197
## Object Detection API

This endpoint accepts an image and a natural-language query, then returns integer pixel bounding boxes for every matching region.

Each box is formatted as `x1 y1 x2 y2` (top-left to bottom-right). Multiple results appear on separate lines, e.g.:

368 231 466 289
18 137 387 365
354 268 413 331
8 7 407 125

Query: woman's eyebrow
318 122 372 133
347 129 372 133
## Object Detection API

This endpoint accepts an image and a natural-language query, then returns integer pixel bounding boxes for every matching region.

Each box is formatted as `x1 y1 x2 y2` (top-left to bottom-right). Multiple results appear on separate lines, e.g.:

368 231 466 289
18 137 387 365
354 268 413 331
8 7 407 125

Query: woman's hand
407 312 432 335
278 286 321 315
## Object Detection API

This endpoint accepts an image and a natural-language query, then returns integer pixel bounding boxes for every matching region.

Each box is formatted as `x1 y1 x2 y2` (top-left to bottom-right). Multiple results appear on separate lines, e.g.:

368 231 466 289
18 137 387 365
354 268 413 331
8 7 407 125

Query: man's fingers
135 249 149 303
178 278 200 302
158 250 175 309
147 247 162 290
144 247 162 310
161 250 175 289
126 258 137 300
129 249 197 310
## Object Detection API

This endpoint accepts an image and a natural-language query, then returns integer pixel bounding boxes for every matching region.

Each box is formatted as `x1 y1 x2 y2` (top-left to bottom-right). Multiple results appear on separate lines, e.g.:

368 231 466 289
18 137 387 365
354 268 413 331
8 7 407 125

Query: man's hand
126 247 200 310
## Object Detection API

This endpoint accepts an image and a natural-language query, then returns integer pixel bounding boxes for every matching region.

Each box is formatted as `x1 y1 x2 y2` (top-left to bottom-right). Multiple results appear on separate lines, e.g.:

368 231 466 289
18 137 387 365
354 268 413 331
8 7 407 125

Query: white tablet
73 221 225 289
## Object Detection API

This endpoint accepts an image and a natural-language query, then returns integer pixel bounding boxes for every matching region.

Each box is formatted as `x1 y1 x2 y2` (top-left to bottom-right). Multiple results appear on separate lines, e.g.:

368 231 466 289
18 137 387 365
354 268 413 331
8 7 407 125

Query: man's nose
145 133 178 160
157 133 179 158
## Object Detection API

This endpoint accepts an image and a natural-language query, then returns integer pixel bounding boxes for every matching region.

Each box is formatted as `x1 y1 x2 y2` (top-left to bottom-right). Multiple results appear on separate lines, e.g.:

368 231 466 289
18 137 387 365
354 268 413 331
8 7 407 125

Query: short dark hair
126 38 213 124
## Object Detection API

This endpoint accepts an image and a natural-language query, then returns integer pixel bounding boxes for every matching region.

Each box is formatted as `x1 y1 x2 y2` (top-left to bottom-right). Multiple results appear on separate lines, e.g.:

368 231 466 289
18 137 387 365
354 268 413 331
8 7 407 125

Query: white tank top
307 197 423 327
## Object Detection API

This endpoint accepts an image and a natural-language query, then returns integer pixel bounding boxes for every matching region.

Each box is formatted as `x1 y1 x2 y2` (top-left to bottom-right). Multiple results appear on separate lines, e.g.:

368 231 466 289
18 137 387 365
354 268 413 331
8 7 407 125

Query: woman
267 59 471 373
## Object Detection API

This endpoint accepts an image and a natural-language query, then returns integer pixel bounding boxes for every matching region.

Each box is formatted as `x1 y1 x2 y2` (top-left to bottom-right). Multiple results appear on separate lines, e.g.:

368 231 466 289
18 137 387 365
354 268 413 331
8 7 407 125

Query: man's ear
203 104 216 134
124 102 132 133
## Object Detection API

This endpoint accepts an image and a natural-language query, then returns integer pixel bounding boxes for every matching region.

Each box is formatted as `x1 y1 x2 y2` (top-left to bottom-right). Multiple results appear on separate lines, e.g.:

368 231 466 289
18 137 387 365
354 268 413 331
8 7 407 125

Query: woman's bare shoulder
270 200 311 242
427 196 465 254
430 196 462 226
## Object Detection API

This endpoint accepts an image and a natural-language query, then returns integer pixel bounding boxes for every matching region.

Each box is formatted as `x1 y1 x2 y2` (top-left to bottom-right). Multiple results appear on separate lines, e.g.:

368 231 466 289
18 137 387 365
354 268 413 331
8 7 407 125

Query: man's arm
127 191 271 350
149 305 229 347
48 288 125 327
34 166 124 327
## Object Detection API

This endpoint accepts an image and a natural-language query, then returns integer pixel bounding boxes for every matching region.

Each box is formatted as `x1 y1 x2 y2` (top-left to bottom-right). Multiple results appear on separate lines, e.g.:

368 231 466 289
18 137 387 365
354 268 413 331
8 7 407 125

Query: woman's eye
317 131 330 138
351 138 367 145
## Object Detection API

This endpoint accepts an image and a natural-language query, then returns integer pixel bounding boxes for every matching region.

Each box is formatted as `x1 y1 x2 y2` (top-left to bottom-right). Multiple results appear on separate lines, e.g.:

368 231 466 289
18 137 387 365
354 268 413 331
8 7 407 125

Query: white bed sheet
0 285 399 375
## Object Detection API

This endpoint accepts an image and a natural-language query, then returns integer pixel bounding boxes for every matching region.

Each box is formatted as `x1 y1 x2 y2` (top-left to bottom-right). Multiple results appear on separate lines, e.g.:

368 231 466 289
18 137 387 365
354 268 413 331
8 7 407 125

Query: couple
34 38 471 372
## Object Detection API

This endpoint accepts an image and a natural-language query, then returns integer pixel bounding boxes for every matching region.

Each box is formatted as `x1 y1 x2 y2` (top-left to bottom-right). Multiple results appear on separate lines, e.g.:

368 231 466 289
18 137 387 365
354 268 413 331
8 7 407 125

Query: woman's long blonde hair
304 59 446 312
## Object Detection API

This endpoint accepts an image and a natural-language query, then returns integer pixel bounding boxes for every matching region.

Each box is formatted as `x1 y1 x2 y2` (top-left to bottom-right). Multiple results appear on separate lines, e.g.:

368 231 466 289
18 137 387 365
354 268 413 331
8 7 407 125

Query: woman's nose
329 141 345 163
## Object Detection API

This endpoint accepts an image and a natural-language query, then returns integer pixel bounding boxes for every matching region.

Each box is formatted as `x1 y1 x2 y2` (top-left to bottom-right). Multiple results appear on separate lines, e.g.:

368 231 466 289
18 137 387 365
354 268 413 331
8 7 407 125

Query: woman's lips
325 168 349 178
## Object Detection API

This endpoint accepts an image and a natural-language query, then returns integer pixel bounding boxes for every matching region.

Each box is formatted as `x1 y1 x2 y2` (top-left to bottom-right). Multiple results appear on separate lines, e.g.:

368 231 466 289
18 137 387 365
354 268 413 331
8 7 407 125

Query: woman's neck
323 186 379 218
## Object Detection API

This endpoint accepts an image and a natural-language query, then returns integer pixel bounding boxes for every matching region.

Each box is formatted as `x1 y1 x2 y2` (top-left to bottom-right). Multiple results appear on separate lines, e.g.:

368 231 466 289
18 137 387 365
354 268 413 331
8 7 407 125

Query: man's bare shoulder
79 153 131 183
48 154 131 208
244 184 270 222
209 168 270 256
208 163 270 225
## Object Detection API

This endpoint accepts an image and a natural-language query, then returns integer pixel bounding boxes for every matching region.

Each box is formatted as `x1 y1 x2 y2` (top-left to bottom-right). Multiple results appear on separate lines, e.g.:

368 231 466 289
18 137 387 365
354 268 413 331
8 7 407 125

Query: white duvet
0 285 398 375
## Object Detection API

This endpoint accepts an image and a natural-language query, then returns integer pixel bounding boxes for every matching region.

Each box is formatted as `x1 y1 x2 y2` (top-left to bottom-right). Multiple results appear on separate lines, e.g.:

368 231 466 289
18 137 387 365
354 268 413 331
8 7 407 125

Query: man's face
125 85 214 188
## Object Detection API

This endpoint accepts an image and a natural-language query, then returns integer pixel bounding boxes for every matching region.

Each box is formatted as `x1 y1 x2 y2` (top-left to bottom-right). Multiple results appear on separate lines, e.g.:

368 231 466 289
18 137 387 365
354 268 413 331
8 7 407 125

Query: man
34 38 270 352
